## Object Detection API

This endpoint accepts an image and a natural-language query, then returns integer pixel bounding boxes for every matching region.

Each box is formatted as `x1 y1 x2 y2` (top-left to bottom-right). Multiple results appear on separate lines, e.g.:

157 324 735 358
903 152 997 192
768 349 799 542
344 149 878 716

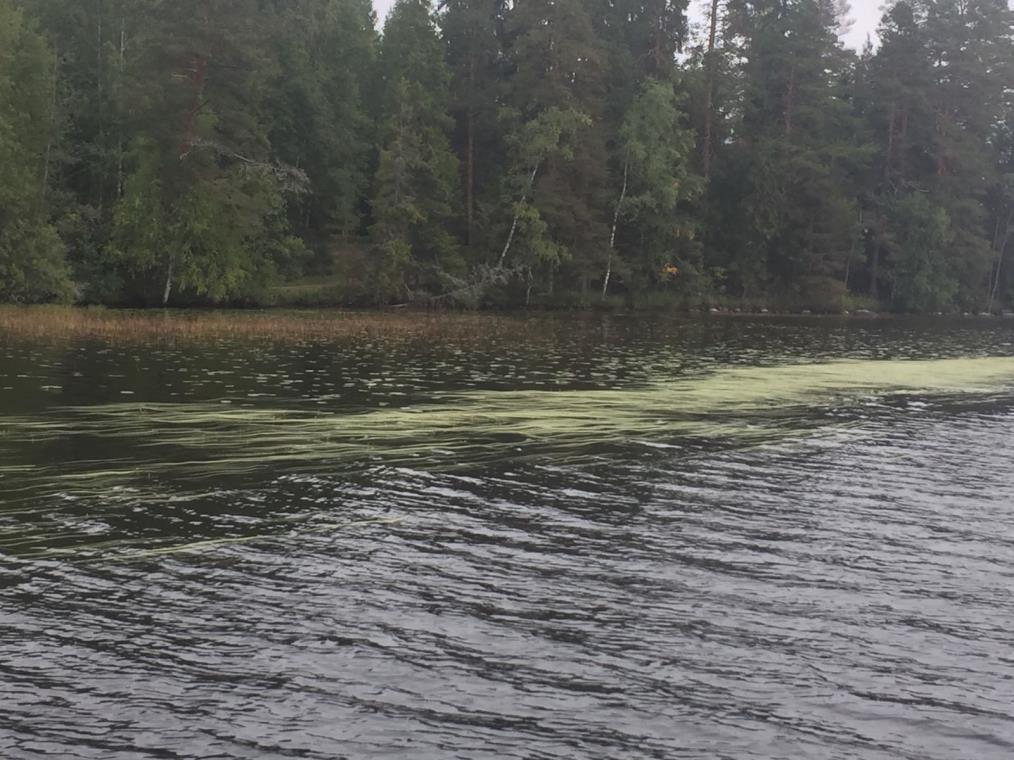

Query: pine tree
441 0 506 250
0 0 71 303
861 1 937 300
713 0 868 301
268 0 378 245
369 0 461 301
986 104 1014 311
917 0 1014 308
5 0 1014 310
863 0 1013 310
501 0 611 298
104 0 305 305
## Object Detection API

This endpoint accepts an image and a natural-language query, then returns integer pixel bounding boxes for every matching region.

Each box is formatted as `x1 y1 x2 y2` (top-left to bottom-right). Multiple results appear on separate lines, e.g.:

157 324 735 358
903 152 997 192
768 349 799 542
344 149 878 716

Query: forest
0 0 1011 312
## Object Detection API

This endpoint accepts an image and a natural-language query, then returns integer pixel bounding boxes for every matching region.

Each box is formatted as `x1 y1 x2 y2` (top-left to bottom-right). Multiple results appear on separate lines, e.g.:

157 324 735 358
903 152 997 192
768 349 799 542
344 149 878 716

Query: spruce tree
268 0 378 245
441 0 506 250
370 0 461 301
0 0 71 303
104 0 305 305
713 0 868 301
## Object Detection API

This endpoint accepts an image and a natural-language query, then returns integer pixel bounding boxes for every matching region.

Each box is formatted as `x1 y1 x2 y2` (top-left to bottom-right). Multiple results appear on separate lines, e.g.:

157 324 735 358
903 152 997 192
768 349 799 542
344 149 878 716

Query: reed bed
0 305 534 344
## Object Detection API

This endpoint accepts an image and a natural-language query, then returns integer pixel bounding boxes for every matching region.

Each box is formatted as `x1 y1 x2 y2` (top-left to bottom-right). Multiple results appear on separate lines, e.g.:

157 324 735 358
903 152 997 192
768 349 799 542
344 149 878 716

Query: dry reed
0 305 534 344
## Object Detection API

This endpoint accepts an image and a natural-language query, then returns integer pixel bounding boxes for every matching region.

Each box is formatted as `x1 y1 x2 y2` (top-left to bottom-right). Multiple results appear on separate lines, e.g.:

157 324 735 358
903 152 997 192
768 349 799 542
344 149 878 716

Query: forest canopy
0 0 1012 311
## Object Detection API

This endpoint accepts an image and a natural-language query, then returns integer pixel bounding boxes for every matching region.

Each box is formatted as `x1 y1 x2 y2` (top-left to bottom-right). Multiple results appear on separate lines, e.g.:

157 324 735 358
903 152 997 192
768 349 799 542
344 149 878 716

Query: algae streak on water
2 356 1013 561
3 356 1013 488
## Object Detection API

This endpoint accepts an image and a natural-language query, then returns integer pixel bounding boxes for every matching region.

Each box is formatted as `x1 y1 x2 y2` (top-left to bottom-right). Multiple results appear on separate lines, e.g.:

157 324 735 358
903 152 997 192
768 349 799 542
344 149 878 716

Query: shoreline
1 304 1010 345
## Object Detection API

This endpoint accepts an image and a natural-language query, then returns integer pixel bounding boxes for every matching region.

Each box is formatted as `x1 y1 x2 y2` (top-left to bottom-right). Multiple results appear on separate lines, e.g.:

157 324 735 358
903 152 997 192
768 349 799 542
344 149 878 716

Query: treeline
0 0 1012 311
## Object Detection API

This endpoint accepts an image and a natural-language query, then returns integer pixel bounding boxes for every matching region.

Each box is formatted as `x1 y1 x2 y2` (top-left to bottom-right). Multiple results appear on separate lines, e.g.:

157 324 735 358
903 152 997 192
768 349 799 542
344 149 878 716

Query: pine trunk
465 57 476 246
784 66 796 138
38 45 59 219
116 18 126 199
466 110 475 246
988 209 1013 311
702 0 720 179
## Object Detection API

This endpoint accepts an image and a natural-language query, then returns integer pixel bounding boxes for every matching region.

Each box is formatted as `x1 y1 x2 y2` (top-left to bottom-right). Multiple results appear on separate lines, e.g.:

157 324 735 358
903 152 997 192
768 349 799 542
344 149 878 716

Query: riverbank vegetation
0 305 529 343
0 0 1011 313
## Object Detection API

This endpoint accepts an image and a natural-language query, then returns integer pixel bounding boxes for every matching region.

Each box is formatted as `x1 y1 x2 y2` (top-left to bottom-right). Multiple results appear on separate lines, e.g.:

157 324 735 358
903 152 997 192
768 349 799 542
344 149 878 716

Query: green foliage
268 0 377 241
440 0 506 251
1 0 1011 311
885 194 955 312
107 142 306 304
369 0 461 301
499 0 612 293
612 80 703 290
509 108 592 171
620 82 699 217
0 222 71 303
500 107 592 270
711 0 870 298
0 0 72 302
858 0 1014 311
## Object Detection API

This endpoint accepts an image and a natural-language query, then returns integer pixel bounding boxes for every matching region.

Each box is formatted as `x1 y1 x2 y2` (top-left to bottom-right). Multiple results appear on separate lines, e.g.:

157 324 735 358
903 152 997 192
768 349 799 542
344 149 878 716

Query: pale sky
371 0 883 50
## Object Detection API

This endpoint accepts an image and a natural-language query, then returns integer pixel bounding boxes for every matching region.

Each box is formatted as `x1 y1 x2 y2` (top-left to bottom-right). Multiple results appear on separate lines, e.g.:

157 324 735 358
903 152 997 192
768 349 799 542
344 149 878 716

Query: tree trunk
988 209 1013 311
38 45 59 220
465 58 476 247
96 0 105 213
702 0 720 179
498 164 539 268
180 55 209 159
466 110 475 246
392 106 407 206
602 160 628 300
870 241 880 300
116 18 126 199
844 208 862 290
162 252 175 307
784 65 796 138
884 102 896 183
898 109 909 183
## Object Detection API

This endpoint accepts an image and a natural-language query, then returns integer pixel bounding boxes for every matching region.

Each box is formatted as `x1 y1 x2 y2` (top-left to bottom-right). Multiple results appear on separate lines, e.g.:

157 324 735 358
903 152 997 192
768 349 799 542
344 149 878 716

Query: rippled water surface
2 314 1014 759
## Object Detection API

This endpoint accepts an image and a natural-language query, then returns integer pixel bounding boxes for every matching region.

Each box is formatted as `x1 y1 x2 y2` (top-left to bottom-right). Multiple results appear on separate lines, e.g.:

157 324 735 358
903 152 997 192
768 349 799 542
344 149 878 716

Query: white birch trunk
602 161 628 300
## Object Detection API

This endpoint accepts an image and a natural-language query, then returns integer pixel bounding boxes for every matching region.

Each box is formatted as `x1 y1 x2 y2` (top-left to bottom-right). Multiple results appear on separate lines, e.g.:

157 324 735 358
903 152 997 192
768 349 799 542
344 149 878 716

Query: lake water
2 314 1014 759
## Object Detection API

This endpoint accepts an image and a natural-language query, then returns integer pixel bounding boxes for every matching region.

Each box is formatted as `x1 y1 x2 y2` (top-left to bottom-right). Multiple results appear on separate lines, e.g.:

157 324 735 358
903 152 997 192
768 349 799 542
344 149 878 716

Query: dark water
2 315 1014 759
